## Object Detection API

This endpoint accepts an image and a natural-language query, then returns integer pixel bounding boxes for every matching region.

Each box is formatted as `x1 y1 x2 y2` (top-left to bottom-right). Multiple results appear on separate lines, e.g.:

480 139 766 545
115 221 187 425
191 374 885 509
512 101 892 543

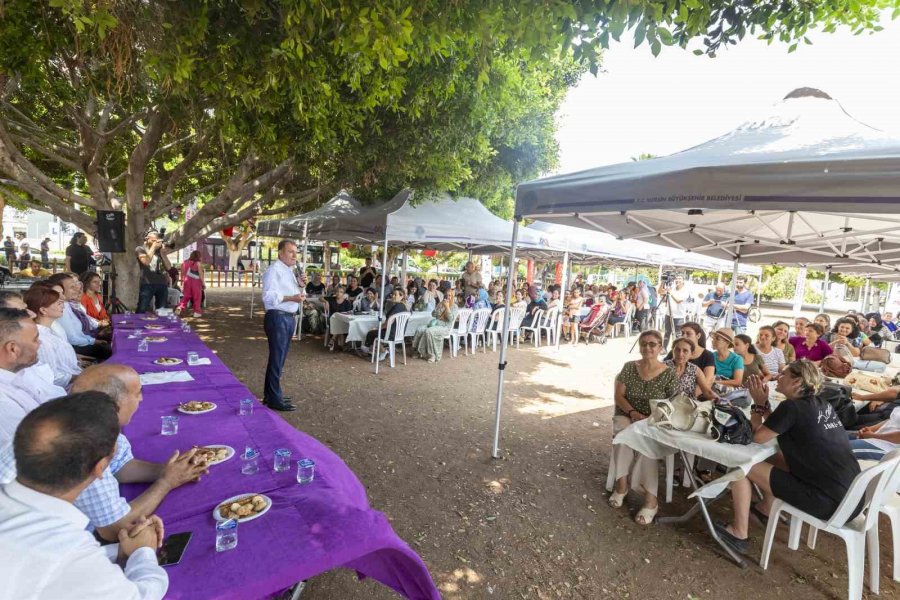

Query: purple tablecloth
112 315 440 600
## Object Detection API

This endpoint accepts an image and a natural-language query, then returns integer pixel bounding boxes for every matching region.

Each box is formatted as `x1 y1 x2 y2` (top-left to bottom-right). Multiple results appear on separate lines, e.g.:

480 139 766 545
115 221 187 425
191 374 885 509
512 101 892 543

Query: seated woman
362 288 408 360
609 330 677 525
326 286 353 351
80 272 110 325
711 327 744 388
604 293 630 337
325 274 342 297
664 337 717 399
789 322 832 364
848 405 900 460
866 312 893 347
511 289 528 309
405 281 420 311
563 287 585 344
521 287 547 330
828 316 869 357
490 290 506 312
355 288 380 313
663 322 715 385
24 285 81 388
412 291 458 363
755 325 785 375
772 320 796 364
734 334 771 386
420 279 442 309
813 313 831 333
715 365 861 555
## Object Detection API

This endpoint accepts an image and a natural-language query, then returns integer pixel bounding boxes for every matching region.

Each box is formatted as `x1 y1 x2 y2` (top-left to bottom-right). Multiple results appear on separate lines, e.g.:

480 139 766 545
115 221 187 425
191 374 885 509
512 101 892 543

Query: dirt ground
197 289 898 600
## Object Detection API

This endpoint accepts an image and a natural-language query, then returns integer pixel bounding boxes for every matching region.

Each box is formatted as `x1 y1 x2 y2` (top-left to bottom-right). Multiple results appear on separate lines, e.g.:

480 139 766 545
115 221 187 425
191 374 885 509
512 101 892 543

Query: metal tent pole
792 267 807 315
555 248 569 351
492 219 520 459
819 267 831 313
723 246 741 329
400 249 408 288
300 220 309 272
861 277 871 313
374 232 390 375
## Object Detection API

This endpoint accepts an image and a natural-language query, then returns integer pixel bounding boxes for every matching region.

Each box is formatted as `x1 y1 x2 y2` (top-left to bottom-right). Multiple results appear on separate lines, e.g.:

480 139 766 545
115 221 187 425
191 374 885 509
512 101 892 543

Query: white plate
144 336 168 343
144 325 166 330
153 357 183 366
194 444 234 466
213 493 272 522
177 402 217 415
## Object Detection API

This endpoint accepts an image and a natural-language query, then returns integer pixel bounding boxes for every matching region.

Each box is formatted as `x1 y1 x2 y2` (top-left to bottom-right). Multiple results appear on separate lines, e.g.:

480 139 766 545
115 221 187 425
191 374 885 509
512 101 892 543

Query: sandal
635 505 658 525
608 491 626 508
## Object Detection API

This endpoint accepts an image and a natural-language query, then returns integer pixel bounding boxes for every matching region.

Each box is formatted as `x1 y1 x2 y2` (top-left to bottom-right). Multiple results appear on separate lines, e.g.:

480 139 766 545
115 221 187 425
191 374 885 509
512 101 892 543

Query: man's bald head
71 364 142 426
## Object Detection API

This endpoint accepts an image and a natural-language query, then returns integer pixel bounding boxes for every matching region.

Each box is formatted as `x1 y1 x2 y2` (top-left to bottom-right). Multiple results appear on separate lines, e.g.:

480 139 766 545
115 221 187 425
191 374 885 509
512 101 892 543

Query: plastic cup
239 398 254 416
296 458 316 484
216 519 238 552
160 415 179 436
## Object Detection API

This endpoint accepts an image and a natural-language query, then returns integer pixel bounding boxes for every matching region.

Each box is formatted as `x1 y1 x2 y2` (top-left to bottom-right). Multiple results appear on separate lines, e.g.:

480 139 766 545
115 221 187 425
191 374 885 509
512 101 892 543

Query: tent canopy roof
256 190 362 239
515 88 900 278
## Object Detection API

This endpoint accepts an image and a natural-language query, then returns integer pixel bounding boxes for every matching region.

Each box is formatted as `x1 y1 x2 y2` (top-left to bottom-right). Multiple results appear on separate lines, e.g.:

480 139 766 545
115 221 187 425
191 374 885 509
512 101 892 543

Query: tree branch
8 132 81 171
0 184 95 233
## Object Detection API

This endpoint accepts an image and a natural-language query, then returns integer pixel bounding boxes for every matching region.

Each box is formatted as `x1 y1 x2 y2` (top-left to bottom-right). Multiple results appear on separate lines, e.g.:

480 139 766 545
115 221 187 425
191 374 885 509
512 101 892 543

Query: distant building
1 207 75 254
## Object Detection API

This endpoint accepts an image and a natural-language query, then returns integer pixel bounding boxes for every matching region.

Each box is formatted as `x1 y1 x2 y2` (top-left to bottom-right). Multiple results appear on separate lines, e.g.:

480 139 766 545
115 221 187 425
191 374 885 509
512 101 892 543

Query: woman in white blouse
24 284 81 388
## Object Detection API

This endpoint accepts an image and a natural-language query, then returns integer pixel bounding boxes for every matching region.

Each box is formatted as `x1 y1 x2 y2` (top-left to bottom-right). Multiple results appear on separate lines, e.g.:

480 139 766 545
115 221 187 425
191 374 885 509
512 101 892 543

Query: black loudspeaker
96 210 126 252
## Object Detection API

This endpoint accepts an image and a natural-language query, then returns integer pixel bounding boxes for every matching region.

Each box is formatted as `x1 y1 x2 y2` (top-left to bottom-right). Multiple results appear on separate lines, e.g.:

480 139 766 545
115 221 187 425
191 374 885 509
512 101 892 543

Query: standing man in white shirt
261 240 304 412
0 391 168 600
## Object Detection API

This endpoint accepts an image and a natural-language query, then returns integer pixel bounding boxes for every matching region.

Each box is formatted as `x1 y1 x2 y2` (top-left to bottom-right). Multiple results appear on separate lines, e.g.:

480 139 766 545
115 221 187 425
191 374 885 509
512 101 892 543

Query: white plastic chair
520 309 545 347
612 304 635 338
371 312 411 369
761 449 900 600
877 492 900 585
486 307 505 351
506 305 527 348
538 306 560 346
467 308 492 354
446 308 473 357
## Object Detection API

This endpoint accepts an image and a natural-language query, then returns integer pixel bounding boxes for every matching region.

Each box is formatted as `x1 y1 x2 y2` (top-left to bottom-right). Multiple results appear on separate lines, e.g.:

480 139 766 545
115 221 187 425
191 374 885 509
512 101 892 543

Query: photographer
135 231 172 314
702 283 730 335
657 273 687 349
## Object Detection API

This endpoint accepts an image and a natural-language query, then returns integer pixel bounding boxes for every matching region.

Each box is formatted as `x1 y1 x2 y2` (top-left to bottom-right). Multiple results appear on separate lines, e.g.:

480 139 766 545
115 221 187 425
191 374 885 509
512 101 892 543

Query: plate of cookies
153 357 183 366
214 493 272 522
144 336 168 343
177 401 217 414
193 445 234 466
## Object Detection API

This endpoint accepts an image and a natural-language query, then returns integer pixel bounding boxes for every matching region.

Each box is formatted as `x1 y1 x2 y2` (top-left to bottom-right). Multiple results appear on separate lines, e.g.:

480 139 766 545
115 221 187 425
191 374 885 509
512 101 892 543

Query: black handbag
709 405 753 445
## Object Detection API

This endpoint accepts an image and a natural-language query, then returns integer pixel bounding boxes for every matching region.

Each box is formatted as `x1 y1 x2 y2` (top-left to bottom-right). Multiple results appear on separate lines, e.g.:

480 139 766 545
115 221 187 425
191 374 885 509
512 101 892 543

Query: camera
661 270 677 287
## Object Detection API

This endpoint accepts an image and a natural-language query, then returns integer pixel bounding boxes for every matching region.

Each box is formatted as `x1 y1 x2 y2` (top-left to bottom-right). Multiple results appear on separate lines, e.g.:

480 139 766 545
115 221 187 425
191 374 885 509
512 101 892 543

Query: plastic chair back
454 308 473 334
488 307 505 331
508 306 527 329
470 308 492 334
383 312 411 343
827 448 900 529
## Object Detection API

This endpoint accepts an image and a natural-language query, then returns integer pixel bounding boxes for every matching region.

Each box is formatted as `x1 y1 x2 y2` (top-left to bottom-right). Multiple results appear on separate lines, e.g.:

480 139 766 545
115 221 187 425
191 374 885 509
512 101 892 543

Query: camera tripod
630 284 678 353
105 257 131 314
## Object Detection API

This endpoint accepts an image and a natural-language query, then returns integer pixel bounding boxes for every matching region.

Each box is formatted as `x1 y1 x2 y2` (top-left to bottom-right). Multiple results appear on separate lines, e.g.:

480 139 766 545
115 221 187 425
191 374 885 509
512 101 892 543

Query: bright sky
556 17 900 174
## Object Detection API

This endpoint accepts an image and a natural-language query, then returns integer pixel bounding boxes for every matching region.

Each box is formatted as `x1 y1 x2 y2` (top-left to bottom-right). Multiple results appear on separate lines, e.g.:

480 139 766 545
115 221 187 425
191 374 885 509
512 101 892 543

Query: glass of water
241 448 259 475
274 448 292 472
296 458 316 484
239 398 254 416
138 339 149 353
160 415 179 436
187 351 199 365
181 322 191 333
216 519 238 552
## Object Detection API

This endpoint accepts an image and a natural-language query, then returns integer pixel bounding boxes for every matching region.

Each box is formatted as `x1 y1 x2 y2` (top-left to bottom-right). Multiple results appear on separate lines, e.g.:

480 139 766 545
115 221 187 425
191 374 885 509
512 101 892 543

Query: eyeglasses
639 342 661 348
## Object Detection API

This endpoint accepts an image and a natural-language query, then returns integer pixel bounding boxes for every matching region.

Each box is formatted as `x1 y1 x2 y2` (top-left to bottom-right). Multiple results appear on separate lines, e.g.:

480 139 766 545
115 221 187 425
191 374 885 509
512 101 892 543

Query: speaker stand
106 255 130 314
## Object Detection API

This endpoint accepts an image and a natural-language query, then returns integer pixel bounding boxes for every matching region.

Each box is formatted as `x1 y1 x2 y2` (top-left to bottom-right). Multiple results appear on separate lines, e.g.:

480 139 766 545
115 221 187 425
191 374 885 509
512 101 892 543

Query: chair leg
887 510 900 582
401 340 407 366
664 454 674 504
867 527 880 594
847 534 865 600
807 526 818 550
389 344 395 368
788 517 803 551
759 504 784 570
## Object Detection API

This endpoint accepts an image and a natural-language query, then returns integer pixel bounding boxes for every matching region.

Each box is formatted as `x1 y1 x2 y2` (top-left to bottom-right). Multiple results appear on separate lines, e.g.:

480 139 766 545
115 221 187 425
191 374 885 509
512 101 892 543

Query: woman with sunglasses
609 329 677 525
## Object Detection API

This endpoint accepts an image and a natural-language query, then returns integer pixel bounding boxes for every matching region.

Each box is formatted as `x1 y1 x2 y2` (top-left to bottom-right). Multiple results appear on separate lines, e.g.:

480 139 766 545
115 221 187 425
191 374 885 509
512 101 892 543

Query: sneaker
713 521 749 555
192 313 201 318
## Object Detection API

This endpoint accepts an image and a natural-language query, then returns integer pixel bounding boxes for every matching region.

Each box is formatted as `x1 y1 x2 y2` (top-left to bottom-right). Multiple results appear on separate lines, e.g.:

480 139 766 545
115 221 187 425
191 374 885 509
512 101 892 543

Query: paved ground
196 289 898 599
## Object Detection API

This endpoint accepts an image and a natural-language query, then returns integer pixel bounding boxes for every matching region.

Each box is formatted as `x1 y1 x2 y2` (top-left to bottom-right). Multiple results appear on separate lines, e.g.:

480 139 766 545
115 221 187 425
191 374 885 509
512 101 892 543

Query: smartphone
157 532 192 567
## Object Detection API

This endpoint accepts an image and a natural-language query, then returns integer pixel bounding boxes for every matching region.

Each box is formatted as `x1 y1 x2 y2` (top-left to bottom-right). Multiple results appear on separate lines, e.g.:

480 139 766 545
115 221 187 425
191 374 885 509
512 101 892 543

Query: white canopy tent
256 190 363 240
492 88 900 457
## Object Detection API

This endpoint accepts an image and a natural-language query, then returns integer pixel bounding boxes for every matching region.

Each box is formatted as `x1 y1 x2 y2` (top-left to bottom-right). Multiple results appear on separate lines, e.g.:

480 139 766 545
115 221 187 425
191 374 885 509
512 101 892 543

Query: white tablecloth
329 311 433 343
612 419 777 499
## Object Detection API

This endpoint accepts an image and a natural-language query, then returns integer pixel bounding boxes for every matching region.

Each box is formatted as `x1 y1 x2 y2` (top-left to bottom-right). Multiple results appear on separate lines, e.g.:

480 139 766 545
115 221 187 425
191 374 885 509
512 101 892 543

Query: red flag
422 249 437 257
340 242 350 249
526 260 534 284
221 226 234 238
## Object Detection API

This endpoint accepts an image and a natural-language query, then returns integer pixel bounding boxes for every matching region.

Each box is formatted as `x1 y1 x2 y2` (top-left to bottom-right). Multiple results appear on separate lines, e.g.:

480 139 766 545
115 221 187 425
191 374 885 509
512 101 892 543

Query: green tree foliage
0 0 892 301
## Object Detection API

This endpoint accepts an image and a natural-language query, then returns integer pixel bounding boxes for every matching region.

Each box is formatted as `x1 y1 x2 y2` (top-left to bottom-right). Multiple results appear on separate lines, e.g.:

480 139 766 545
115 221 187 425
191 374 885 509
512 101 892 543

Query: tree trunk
111 252 142 311
227 249 241 270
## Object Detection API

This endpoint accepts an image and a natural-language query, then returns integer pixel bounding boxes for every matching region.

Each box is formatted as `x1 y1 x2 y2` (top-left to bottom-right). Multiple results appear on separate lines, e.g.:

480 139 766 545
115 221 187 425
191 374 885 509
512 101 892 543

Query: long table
329 311 433 343
112 315 440 599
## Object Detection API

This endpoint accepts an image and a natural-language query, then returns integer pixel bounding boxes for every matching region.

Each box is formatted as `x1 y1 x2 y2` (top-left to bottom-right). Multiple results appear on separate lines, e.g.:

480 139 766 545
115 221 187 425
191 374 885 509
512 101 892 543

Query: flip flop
635 506 658 525
608 491 626 508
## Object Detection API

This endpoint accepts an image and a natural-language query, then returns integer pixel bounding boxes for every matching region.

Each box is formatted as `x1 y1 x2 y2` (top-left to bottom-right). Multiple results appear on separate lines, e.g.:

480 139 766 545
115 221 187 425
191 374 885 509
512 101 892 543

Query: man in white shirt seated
0 307 67 446
0 363 207 541
0 391 168 599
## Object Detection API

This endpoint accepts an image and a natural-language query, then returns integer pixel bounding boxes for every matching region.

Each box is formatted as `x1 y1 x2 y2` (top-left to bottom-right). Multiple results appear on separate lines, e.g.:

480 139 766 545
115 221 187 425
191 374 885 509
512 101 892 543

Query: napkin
187 358 212 366
140 371 194 386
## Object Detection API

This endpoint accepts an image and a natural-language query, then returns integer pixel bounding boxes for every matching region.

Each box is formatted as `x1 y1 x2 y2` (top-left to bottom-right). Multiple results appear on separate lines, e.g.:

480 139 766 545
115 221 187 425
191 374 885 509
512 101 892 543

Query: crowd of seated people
606 305 900 562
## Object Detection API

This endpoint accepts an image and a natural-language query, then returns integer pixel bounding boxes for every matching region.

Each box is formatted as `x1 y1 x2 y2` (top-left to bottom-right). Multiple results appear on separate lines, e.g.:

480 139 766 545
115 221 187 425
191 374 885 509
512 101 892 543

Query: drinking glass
187 351 199 365
274 448 292 472
296 458 316 484
138 339 149 353
160 416 179 436
239 398 254 416
181 322 191 333
241 448 259 475
216 519 238 552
